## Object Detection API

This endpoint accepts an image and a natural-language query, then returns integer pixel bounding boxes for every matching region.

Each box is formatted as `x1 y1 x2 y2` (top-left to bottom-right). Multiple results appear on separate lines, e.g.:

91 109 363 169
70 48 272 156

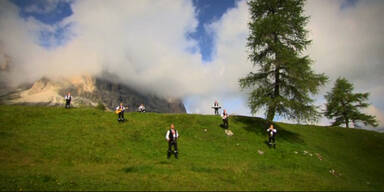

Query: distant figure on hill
212 100 221 115
222 109 229 129
165 124 179 159
115 102 126 122
266 124 277 148
64 92 72 109
138 104 146 112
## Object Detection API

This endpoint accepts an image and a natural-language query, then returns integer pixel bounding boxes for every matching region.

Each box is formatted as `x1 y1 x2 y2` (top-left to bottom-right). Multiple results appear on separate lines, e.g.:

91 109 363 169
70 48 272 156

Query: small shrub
96 102 106 111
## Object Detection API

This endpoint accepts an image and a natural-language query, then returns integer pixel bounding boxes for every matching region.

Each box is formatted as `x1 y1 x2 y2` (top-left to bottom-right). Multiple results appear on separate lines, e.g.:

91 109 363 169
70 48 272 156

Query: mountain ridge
0 74 186 113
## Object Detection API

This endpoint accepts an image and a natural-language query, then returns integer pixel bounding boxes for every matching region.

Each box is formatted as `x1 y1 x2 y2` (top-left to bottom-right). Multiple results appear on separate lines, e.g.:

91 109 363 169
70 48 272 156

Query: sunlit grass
0 105 383 190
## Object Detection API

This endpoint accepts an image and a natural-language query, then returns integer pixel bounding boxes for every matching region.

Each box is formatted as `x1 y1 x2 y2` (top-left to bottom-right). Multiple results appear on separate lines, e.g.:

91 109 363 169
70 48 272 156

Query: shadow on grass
231 115 304 144
219 124 228 129
190 165 225 173
122 165 153 173
157 160 171 165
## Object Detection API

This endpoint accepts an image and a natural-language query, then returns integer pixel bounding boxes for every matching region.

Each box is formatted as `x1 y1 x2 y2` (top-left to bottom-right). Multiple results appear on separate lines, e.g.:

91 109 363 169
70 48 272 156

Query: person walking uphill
165 124 179 159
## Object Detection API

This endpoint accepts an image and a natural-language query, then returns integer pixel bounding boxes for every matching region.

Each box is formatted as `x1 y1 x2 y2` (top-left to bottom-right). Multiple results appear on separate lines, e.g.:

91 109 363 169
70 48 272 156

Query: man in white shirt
64 92 72 108
165 124 179 159
115 102 126 122
266 124 277 148
138 104 146 112
212 100 221 115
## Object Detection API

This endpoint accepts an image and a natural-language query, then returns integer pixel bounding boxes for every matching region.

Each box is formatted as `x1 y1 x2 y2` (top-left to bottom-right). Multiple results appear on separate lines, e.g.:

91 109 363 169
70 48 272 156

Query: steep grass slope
0 105 383 191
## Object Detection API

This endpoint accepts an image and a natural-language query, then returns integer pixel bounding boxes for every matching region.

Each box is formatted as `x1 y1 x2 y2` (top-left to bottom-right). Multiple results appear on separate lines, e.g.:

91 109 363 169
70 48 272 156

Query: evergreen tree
240 0 327 123
324 77 378 128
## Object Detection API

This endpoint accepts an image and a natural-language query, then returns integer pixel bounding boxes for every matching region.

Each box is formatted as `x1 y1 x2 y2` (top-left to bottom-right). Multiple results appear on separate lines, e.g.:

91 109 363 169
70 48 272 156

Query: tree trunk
345 117 349 128
341 100 349 128
267 64 280 123
266 29 281 123
266 106 275 123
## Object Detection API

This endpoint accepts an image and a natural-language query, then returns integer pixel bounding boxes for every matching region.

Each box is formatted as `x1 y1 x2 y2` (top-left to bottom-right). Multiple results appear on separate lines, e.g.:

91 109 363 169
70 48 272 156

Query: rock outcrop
0 74 186 113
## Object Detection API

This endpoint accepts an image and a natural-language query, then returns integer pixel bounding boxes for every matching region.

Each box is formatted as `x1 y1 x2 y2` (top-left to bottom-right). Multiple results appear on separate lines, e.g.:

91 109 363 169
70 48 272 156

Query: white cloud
184 0 254 115
0 0 254 115
302 0 384 128
364 105 384 125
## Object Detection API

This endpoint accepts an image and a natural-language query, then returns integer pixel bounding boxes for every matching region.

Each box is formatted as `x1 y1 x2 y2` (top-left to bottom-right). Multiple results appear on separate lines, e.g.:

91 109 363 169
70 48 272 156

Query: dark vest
268 129 276 138
169 129 177 141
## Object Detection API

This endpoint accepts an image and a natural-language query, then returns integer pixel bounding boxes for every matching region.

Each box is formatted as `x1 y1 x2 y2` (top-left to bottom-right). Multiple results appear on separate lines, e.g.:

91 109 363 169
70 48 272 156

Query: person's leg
121 111 124 121
174 141 178 159
118 112 122 121
224 118 228 129
167 141 172 158
268 137 272 148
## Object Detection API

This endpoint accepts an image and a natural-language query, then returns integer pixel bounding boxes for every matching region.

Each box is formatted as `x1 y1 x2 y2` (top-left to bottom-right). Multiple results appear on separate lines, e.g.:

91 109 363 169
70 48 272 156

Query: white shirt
116 105 125 111
165 129 179 140
267 128 277 136
65 95 72 100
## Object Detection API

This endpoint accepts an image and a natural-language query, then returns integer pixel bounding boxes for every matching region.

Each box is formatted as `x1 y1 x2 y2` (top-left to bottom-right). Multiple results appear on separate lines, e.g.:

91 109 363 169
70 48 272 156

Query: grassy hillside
0 105 383 191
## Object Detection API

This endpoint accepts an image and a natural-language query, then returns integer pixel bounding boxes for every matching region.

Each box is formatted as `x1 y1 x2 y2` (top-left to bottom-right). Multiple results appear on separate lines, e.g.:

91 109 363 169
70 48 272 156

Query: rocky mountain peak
0 74 186 113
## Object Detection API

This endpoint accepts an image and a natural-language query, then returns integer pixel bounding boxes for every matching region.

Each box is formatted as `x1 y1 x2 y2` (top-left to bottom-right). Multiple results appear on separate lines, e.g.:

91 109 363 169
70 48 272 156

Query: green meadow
0 105 383 191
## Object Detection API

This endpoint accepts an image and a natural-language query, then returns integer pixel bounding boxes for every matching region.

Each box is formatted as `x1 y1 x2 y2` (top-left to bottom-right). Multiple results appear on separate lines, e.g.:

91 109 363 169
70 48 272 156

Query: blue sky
189 0 237 61
10 0 238 60
9 0 359 54
11 0 73 24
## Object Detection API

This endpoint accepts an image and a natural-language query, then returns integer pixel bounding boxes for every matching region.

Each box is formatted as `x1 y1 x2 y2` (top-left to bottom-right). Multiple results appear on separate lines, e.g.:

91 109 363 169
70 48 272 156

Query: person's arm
176 130 179 139
165 130 170 141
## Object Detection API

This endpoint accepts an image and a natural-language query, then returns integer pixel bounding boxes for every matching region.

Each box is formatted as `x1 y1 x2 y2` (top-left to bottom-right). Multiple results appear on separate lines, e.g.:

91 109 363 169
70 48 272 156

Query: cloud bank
305 0 384 129
0 0 253 114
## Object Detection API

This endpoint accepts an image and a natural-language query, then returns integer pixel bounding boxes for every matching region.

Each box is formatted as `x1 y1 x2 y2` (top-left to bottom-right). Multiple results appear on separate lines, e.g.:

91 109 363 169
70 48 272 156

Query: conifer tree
240 0 327 122
324 77 378 128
